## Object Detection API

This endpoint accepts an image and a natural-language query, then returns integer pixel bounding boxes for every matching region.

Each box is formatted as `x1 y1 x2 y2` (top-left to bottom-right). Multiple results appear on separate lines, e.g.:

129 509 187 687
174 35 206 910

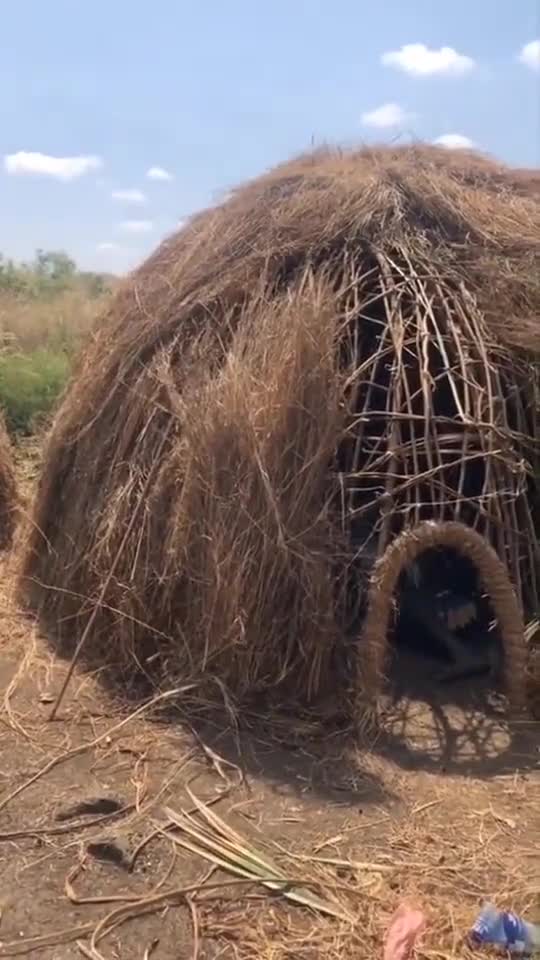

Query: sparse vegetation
0 249 112 433
0 348 71 434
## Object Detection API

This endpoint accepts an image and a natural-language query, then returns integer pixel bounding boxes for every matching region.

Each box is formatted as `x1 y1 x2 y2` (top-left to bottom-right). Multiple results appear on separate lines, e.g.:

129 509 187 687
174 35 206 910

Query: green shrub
0 349 71 434
0 249 114 434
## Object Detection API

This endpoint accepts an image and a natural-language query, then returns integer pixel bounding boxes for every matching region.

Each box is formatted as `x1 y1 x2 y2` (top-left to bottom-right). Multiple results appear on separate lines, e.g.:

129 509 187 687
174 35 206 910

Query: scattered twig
0 686 196 816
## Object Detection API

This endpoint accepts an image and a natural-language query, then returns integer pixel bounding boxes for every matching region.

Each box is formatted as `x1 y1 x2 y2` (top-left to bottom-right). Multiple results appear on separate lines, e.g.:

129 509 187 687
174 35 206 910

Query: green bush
0 349 71 434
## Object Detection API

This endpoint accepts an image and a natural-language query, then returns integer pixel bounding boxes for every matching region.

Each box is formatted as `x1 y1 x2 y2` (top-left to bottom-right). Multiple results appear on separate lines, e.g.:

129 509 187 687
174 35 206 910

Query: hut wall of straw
18 145 540 704
0 415 17 551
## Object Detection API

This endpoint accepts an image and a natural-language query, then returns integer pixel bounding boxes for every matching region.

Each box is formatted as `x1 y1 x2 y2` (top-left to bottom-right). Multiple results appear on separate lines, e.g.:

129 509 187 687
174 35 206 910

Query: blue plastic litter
468 903 540 955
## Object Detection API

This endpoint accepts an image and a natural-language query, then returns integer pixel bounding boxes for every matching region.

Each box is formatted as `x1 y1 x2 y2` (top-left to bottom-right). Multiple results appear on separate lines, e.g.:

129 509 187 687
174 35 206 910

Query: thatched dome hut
19 145 540 710
0 415 17 550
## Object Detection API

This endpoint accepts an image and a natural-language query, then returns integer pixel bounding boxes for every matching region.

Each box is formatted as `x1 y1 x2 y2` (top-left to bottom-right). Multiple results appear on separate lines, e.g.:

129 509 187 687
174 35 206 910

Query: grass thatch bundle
0 414 17 550
19 145 540 709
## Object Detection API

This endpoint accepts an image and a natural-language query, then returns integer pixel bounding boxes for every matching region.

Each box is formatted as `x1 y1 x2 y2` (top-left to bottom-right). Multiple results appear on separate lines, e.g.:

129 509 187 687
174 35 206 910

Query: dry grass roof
127 143 540 354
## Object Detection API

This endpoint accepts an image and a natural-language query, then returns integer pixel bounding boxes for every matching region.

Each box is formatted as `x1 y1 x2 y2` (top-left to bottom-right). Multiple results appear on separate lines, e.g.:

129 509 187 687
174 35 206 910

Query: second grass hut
0 415 17 551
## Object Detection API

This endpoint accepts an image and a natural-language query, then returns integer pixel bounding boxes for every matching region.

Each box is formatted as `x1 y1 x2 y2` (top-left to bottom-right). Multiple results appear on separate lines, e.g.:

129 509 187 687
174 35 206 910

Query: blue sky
1 0 539 273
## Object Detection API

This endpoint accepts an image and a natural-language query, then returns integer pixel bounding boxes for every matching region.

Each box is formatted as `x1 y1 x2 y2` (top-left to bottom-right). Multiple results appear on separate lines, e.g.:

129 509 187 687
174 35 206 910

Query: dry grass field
0 289 103 354
0 280 109 434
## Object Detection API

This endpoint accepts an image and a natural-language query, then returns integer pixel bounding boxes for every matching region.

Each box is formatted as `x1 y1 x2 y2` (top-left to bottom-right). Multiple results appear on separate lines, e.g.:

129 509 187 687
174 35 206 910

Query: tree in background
0 250 112 299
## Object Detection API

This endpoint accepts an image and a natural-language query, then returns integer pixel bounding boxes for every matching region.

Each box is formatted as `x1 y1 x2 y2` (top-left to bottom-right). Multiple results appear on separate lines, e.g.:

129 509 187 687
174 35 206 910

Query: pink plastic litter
383 903 426 960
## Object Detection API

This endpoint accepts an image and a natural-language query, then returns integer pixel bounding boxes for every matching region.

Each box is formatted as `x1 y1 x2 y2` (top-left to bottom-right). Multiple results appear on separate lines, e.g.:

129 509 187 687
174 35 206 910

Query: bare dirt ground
0 447 538 959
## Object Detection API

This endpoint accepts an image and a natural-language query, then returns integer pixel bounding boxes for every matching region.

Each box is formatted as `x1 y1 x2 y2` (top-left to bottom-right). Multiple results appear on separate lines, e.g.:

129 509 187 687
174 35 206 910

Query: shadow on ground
371 648 540 777
161 646 539 793
167 701 395 810
18 599 539 803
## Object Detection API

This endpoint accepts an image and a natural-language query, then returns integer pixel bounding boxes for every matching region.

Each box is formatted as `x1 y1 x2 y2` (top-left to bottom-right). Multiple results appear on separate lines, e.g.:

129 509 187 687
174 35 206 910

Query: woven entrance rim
357 520 527 714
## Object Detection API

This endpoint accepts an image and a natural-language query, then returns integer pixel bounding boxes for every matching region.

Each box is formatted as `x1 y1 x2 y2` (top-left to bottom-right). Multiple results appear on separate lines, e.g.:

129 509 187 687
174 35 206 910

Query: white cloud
361 102 412 128
118 220 154 234
4 151 102 180
146 165 173 181
519 40 540 70
111 188 147 205
381 43 475 76
97 242 121 251
434 133 475 150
